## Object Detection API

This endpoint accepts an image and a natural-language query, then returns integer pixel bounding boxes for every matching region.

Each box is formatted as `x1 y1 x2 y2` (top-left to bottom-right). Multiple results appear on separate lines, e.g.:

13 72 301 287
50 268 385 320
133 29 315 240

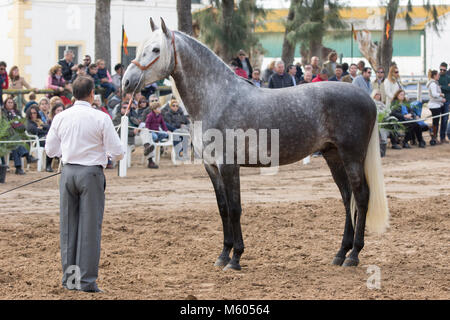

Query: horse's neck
171 33 236 120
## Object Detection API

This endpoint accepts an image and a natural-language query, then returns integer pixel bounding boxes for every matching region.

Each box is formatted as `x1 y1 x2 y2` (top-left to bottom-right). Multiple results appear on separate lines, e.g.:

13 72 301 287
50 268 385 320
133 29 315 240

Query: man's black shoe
15 168 25 175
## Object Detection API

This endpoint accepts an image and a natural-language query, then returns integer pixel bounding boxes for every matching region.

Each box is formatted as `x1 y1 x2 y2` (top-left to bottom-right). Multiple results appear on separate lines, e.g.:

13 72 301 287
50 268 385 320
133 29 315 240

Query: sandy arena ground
0 139 449 300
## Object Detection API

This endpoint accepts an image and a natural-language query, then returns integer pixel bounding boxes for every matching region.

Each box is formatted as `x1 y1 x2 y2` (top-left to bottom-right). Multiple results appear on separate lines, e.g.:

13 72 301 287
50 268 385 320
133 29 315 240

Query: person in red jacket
312 69 329 82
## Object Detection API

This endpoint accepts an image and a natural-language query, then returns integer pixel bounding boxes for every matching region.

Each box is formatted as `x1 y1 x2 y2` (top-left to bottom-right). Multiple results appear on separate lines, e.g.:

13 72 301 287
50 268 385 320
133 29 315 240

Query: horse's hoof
214 257 231 267
223 262 241 271
342 257 359 267
332 256 345 266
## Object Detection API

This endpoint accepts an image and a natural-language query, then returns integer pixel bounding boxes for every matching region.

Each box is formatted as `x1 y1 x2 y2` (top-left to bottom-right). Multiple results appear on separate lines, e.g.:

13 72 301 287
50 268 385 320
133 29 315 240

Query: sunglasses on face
440 69 447 72
377 71 384 73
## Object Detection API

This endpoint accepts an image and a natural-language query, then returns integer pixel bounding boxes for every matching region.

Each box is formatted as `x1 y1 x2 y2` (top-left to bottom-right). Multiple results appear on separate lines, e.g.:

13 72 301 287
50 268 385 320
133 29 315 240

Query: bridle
131 31 178 73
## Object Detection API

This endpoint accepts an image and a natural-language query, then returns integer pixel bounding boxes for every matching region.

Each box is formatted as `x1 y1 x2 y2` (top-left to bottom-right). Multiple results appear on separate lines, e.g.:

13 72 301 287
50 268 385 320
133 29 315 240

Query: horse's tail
350 119 390 234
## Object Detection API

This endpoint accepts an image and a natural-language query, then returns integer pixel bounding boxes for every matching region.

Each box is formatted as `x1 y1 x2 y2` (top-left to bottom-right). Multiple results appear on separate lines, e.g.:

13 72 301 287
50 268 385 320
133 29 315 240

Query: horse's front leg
220 164 244 271
204 164 233 267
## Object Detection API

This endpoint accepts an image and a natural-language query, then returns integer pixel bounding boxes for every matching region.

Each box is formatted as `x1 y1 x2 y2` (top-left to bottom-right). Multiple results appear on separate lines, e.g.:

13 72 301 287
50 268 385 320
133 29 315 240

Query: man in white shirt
46 76 124 293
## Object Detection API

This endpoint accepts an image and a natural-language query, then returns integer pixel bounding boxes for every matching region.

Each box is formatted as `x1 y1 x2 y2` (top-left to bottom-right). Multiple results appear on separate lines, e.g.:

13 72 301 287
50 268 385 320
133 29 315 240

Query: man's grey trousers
60 163 105 291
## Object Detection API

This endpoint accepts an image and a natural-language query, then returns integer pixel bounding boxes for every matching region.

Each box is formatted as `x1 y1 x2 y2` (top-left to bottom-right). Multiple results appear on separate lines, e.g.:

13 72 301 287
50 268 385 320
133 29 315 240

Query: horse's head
122 18 176 93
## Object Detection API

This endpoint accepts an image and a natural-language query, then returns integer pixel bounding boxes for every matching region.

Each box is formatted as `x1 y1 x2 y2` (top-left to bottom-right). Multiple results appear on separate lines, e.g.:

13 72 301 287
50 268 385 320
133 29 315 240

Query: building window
58 45 81 64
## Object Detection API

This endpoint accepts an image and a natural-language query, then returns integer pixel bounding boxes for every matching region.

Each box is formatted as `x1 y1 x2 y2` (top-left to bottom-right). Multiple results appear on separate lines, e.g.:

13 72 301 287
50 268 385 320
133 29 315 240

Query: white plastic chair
152 132 177 165
25 131 46 172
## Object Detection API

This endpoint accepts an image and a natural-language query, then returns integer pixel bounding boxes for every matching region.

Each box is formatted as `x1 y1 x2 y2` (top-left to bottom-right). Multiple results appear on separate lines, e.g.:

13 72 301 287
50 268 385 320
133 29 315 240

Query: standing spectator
323 52 338 78
342 62 349 76
390 89 425 148
96 59 116 99
328 64 344 81
251 69 263 87
312 69 329 82
25 105 54 172
38 97 51 124
233 50 253 79
357 60 365 75
268 61 294 88
384 65 402 107
262 60 275 85
438 62 450 144
287 65 298 86
58 50 77 82
342 63 358 83
8 66 33 90
310 56 320 77
112 63 124 90
427 69 447 145
2 97 37 174
0 61 8 106
230 60 248 79
299 71 313 84
372 67 387 104
352 67 373 95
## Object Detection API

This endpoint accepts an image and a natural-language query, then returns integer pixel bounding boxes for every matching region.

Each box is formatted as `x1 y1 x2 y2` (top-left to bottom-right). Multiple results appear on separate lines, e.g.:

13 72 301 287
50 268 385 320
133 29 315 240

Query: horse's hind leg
323 148 354 266
204 164 233 267
340 159 370 267
220 164 244 271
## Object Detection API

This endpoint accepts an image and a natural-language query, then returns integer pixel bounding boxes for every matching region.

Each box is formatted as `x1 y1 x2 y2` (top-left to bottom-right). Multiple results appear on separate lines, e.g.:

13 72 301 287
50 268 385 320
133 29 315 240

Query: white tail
351 120 390 234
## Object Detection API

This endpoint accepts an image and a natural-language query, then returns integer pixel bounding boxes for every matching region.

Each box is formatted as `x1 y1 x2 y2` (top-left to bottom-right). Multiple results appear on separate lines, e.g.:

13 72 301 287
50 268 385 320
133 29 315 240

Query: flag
386 22 391 40
123 27 129 56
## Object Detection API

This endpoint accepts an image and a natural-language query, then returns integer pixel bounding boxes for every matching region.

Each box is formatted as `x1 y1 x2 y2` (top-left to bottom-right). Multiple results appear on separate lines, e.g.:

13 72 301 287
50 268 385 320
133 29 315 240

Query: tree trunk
177 0 193 35
309 39 323 63
95 0 111 72
377 0 399 73
221 0 235 62
281 0 300 66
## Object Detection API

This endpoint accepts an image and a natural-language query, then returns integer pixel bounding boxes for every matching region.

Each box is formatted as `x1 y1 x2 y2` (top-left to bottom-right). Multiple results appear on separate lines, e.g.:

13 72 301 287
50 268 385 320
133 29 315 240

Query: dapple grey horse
122 18 389 271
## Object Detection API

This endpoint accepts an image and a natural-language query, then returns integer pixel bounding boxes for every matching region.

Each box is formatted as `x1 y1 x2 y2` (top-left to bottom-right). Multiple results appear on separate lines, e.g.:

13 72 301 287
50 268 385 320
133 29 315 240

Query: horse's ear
160 17 171 38
149 17 158 32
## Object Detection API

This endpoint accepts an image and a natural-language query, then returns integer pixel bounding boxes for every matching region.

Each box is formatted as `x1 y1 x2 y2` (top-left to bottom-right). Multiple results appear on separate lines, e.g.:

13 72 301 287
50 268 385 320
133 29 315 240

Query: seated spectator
164 98 190 157
93 94 112 119
145 101 169 142
390 89 425 148
87 63 101 92
251 69 263 87
2 97 37 174
342 63 358 83
49 96 63 110
371 89 399 155
113 103 138 146
268 61 294 88
71 64 86 83
352 67 373 95
137 96 150 122
294 62 303 83
299 71 313 84
48 102 65 126
25 105 55 172
312 69 329 82
112 63 124 90
230 60 248 79
329 64 344 81
310 56 320 77
47 65 72 99
140 95 158 122
287 65 299 86
233 50 253 79
24 92 38 113
107 88 122 115
37 97 51 124
58 50 77 82
96 59 116 99
262 60 275 85
81 55 92 73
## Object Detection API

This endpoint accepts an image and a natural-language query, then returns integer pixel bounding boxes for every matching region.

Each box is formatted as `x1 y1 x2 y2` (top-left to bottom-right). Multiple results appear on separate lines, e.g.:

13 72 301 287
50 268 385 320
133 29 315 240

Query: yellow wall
8 0 32 84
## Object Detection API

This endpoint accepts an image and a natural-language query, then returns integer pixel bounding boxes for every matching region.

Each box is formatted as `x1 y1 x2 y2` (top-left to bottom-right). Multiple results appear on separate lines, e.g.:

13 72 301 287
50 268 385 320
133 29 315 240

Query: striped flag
123 26 129 56
386 22 391 40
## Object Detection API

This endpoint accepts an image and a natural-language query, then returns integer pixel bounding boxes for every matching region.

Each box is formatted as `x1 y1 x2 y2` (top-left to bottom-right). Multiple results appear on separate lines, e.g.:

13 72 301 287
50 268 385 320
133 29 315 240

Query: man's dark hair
230 60 239 67
350 63 358 68
287 64 296 71
335 64 343 70
114 63 124 71
89 63 97 69
342 62 349 72
440 62 448 68
358 60 365 67
363 67 372 73
72 76 94 100
0 61 6 67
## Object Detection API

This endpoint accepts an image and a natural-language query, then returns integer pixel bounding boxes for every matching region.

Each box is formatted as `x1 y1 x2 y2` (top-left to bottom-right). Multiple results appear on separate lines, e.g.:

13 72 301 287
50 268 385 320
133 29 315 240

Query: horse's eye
152 48 160 53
